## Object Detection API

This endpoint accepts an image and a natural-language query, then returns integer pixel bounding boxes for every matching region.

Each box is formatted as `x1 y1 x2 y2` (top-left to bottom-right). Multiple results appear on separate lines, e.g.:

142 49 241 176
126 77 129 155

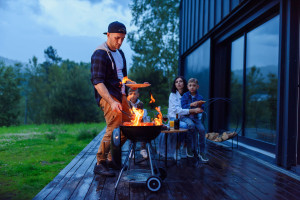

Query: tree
230 71 243 129
245 66 266 128
129 64 169 112
0 62 22 126
44 46 62 64
47 60 102 123
266 73 278 130
25 47 104 124
127 0 181 102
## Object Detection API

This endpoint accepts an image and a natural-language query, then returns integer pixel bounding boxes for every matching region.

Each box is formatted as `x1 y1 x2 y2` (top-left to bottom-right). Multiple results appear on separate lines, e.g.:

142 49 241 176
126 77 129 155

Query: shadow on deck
34 128 300 200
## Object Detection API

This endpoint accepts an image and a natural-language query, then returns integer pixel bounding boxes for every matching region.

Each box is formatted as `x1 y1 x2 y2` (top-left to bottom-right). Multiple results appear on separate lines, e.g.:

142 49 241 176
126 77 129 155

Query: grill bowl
120 125 162 142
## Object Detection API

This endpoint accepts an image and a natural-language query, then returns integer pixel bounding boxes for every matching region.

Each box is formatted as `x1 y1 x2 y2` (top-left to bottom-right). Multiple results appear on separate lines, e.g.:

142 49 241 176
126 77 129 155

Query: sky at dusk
0 0 133 64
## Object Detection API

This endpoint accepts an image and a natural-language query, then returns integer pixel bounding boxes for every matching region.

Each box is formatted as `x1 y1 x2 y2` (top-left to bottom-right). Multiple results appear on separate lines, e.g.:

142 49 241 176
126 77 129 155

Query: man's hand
111 101 122 113
94 83 122 113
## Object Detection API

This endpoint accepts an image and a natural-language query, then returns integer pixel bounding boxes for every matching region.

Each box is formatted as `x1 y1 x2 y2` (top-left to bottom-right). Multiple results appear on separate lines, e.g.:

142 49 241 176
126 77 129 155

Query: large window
184 39 210 100
230 15 279 144
229 36 244 133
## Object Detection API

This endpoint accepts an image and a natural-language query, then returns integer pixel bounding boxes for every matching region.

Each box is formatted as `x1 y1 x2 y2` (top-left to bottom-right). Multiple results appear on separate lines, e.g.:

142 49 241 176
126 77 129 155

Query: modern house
179 0 299 170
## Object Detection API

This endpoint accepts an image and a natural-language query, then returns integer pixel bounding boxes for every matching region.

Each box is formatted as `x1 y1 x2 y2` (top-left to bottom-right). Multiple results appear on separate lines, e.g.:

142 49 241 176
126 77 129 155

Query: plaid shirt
90 47 127 105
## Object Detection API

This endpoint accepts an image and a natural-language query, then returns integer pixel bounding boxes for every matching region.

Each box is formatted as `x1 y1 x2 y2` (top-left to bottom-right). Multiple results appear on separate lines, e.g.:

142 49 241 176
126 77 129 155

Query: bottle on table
174 113 180 130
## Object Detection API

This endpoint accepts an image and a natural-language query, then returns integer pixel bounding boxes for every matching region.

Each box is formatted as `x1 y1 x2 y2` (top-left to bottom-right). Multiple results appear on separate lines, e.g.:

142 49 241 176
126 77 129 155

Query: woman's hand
189 107 203 114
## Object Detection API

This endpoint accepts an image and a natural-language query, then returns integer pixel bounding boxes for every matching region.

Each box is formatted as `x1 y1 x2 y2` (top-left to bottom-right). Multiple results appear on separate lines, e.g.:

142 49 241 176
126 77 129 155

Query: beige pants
97 95 131 164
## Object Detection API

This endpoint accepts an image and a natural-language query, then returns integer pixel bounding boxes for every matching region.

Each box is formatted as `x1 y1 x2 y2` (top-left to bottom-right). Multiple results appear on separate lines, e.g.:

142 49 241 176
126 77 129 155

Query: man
91 21 134 176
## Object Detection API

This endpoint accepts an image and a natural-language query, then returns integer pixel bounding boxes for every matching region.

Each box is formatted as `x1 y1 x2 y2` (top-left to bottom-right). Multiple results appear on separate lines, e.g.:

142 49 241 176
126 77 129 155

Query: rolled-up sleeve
91 50 107 85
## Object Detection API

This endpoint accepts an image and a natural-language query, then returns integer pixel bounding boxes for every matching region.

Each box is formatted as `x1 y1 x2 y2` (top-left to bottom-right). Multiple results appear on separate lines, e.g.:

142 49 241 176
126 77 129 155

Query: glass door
229 15 280 144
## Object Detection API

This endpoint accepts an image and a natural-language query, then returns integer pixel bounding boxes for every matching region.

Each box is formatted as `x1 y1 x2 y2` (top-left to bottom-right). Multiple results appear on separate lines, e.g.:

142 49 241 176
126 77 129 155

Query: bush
45 133 56 140
77 129 98 141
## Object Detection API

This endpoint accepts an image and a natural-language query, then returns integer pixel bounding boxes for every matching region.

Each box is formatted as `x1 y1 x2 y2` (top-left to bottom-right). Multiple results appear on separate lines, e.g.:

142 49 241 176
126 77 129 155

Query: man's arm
94 83 121 113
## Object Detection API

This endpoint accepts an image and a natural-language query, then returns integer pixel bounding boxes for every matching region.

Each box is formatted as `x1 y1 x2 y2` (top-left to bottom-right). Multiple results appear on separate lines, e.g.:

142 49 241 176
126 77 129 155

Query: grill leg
115 142 134 190
149 142 160 174
147 143 155 175
165 133 168 168
128 142 135 170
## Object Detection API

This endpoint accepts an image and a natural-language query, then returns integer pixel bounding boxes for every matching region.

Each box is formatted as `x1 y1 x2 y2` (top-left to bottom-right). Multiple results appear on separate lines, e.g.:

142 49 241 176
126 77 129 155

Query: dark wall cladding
180 0 244 55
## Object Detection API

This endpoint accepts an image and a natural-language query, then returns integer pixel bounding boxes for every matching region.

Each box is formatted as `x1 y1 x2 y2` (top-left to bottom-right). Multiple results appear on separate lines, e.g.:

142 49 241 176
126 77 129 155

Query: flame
154 107 162 125
122 76 134 84
122 93 162 127
149 93 155 103
123 122 154 126
131 107 144 126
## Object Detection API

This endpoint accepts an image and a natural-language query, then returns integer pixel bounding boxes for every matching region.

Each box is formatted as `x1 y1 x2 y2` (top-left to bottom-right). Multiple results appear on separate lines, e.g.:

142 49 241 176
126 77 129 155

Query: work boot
106 160 120 170
94 162 116 177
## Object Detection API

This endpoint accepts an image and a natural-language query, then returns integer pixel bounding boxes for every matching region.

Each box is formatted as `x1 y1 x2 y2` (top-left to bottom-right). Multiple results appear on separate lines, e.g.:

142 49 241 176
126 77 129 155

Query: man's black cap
103 21 127 35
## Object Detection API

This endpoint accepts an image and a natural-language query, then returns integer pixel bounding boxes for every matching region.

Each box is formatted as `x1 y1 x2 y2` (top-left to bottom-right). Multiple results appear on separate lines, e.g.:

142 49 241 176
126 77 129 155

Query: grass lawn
0 122 105 200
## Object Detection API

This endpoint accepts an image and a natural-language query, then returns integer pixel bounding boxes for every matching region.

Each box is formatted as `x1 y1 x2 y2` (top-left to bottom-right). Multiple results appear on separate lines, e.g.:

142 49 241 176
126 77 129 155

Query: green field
0 123 105 200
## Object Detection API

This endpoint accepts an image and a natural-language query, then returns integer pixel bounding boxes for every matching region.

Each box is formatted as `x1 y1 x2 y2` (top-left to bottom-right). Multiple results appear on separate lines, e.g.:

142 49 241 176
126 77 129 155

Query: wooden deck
34 128 300 200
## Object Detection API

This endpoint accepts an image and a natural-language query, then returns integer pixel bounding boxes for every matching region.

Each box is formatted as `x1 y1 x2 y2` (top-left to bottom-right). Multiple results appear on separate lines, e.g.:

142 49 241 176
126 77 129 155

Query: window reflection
245 15 279 143
184 39 210 127
230 15 279 144
184 39 210 100
230 36 244 133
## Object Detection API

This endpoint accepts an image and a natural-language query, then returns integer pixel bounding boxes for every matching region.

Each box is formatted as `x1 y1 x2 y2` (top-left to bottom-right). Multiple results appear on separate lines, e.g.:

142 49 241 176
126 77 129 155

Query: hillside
0 56 24 66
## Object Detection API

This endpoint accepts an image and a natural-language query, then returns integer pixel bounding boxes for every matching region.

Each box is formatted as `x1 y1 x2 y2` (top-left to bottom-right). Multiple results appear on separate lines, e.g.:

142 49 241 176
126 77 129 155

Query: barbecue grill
120 124 162 142
114 124 166 192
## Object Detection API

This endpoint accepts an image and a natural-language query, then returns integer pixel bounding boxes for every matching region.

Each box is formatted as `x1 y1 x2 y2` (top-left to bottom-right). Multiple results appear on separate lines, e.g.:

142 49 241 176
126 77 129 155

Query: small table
161 128 188 168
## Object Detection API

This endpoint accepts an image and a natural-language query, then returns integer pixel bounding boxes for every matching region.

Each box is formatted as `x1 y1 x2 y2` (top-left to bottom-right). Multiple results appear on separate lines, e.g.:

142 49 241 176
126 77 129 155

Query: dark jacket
181 91 204 109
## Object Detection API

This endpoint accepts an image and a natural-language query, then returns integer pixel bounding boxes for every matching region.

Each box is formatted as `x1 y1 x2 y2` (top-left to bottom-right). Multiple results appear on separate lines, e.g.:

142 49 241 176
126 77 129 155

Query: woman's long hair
171 76 188 95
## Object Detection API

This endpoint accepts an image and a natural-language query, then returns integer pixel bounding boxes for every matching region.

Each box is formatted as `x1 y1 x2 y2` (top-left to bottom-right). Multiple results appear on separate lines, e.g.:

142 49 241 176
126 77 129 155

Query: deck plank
33 129 103 200
33 129 300 200
99 175 118 200
69 155 96 199
83 175 106 200
207 142 300 199
55 152 95 199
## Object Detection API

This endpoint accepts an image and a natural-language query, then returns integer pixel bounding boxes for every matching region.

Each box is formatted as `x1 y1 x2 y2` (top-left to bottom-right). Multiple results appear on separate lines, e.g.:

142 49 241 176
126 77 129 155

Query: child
127 88 144 110
181 78 209 162
127 88 148 159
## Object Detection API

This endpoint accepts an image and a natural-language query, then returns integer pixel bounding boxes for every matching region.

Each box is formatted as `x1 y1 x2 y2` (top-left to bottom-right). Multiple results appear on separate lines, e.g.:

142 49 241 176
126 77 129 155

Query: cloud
35 0 132 37
0 0 133 63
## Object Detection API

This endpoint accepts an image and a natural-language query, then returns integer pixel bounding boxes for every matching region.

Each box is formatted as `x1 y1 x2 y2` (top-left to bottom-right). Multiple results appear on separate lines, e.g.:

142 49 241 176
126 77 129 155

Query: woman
157 76 202 159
